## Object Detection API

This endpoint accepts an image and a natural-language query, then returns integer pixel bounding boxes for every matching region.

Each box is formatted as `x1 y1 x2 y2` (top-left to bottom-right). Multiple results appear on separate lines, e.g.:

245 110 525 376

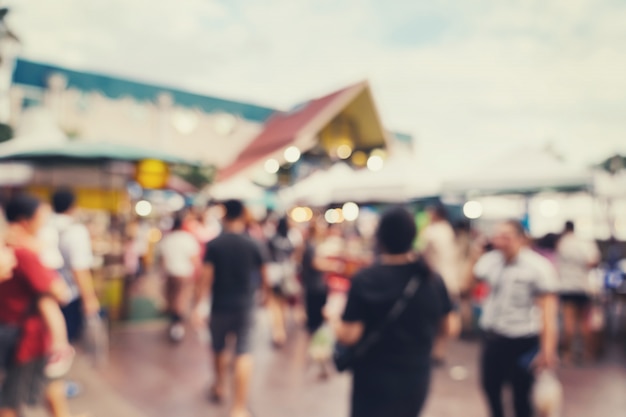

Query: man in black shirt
193 200 268 417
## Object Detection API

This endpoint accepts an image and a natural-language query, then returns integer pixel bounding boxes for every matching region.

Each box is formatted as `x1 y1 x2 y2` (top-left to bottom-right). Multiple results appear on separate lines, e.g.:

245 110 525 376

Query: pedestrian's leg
45 380 72 417
211 351 228 401
579 302 594 362
268 293 286 347
209 315 230 402
231 354 253 417
481 340 506 417
561 301 576 363
511 360 534 417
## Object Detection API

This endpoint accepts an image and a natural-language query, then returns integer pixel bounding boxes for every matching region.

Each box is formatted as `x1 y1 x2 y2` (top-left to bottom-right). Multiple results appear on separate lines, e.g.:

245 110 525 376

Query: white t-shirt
422 221 459 297
474 248 558 338
53 214 95 301
160 230 200 278
556 233 601 294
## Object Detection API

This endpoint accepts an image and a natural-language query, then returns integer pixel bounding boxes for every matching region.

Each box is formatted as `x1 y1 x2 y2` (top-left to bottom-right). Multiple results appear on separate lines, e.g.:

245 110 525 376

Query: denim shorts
209 310 255 355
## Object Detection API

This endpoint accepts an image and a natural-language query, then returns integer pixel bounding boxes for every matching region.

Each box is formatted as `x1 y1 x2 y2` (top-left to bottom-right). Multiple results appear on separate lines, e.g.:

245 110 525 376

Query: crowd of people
0 191 621 417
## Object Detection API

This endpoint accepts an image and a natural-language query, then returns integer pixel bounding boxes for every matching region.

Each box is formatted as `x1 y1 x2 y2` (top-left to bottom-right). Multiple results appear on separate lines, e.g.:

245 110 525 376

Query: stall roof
442 147 592 195
0 141 195 165
13 58 276 123
218 81 388 181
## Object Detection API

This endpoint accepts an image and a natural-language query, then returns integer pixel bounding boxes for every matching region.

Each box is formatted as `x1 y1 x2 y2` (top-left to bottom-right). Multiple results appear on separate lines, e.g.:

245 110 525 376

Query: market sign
136 159 169 189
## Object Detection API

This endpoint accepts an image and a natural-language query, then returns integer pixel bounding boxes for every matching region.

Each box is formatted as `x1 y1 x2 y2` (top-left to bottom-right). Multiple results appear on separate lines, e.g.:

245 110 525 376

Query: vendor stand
0 140 200 321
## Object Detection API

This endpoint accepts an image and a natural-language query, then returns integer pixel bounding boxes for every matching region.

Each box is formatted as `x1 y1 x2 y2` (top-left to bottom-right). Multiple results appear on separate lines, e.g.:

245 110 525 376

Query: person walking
0 194 83 417
473 220 559 417
160 216 201 343
193 200 268 417
421 204 460 365
556 220 601 364
49 189 100 342
331 207 455 417
266 217 298 347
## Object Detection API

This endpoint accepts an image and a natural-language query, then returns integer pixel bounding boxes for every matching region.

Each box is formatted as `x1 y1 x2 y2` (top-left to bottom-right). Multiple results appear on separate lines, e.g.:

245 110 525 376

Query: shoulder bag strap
354 274 422 357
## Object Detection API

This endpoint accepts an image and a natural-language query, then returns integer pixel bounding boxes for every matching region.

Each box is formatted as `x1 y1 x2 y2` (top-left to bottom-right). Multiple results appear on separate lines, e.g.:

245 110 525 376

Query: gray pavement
24 310 626 417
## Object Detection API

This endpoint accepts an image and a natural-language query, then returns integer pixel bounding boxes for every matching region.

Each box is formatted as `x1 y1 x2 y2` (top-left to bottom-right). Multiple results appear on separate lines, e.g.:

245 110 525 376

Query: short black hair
564 220 575 233
276 217 289 237
223 199 244 221
4 194 42 223
376 206 417 255
52 189 76 214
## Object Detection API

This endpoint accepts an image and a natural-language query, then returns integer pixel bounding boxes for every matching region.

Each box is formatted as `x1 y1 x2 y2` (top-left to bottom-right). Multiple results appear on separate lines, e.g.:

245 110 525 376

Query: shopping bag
532 370 563 417
82 313 109 367
309 324 334 362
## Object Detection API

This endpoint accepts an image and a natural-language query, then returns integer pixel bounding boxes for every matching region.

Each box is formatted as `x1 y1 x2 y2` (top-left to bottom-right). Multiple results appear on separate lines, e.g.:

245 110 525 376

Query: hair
536 233 560 250
51 189 76 214
276 217 289 238
502 219 527 237
564 220 575 233
172 216 184 231
223 199 244 221
376 206 417 255
428 203 449 222
4 194 42 223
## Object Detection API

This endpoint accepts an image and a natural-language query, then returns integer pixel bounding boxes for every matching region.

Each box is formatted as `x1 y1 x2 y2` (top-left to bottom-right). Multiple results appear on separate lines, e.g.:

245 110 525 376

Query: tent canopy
0 140 195 165
442 147 592 196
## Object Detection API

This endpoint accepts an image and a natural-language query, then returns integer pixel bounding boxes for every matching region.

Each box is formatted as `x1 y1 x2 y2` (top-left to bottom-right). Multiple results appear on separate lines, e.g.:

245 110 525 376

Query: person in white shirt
556 221 601 363
160 216 201 342
421 204 461 365
473 220 559 417
51 190 99 342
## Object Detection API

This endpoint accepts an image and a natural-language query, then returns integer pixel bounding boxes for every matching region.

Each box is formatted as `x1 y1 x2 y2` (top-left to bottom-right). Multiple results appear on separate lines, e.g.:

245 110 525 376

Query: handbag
333 274 422 372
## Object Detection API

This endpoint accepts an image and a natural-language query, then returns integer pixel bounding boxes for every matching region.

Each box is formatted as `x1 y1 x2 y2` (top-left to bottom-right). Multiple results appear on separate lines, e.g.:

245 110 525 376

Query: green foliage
0 123 13 144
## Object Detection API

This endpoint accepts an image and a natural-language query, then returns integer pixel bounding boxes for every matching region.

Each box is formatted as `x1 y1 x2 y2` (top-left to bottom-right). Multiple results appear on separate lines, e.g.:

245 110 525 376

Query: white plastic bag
308 324 334 362
82 314 109 367
532 370 563 417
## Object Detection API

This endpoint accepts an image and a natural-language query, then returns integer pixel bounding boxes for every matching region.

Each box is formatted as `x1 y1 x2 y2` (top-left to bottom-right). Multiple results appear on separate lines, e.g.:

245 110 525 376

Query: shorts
61 298 85 342
0 357 48 408
560 293 592 308
209 310 254 355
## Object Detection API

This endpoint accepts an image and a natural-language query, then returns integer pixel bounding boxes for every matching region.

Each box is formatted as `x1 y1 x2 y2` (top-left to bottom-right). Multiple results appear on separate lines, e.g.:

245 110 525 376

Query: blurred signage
136 159 169 189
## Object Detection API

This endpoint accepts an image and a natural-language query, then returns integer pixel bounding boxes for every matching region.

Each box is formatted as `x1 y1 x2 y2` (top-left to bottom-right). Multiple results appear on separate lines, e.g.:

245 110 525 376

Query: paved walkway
23 310 626 417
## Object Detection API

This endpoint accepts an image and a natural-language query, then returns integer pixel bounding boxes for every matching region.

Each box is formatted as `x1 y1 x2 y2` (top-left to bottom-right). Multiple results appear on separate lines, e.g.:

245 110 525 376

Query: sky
4 0 626 179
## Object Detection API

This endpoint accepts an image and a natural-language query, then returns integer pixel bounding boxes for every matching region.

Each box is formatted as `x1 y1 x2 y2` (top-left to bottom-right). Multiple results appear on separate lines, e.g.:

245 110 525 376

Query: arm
73 269 100 316
194 262 214 307
537 293 559 369
440 312 461 338
49 278 72 306
333 321 364 346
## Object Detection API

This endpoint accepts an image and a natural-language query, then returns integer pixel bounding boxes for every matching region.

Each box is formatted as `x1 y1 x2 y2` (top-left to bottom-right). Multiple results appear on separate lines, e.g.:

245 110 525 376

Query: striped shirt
474 248 558 338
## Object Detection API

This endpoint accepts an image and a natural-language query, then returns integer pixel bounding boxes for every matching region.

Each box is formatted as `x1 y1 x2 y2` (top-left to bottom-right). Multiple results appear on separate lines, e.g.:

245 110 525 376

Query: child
1 202 75 379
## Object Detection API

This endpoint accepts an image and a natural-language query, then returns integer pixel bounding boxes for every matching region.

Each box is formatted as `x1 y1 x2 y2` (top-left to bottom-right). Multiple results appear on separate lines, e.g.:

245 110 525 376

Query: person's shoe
45 346 76 379
169 323 185 343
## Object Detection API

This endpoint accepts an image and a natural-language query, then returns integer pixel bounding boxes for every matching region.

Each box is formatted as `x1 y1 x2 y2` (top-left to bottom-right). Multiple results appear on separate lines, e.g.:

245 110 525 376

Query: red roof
218 83 364 181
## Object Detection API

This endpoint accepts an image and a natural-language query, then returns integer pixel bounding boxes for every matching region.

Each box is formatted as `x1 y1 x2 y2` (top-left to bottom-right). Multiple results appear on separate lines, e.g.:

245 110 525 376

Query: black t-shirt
342 260 452 369
301 242 326 293
204 232 268 314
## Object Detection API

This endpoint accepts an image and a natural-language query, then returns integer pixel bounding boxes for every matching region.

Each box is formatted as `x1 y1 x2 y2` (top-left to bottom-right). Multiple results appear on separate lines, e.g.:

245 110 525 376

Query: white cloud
4 0 626 177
